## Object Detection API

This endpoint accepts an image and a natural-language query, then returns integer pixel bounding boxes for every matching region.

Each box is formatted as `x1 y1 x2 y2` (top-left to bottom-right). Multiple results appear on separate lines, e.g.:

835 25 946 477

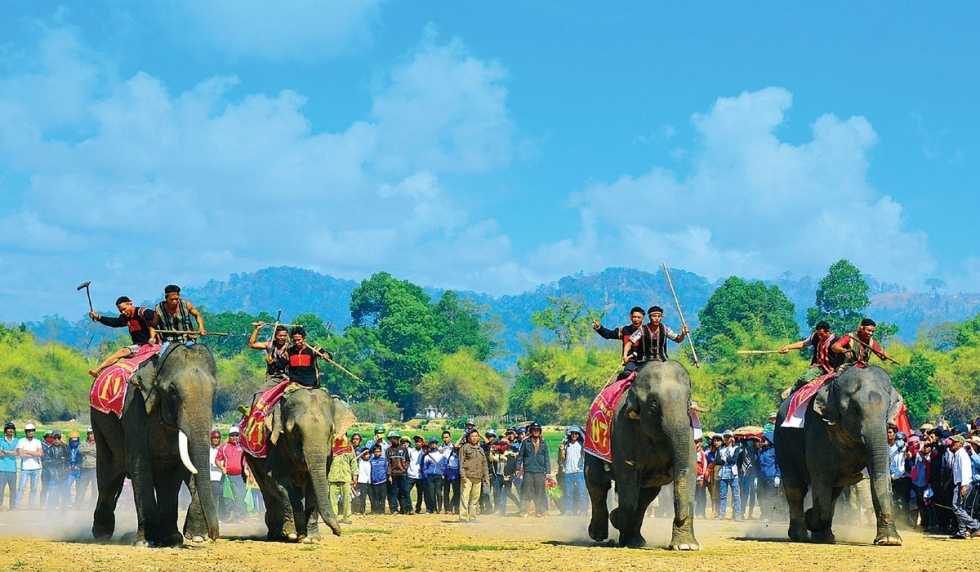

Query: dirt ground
0 505 967 572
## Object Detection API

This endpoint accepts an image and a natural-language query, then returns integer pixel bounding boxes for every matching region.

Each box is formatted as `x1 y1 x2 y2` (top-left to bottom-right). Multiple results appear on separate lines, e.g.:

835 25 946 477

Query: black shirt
97 307 155 345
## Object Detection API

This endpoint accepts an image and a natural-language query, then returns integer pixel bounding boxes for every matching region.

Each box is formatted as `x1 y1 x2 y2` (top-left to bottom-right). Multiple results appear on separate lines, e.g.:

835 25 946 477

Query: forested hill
24 266 980 362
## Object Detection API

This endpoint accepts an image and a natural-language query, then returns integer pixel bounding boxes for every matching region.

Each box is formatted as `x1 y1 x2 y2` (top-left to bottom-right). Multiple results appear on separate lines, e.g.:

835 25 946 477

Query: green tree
346 272 439 418
694 277 799 360
806 259 871 335
0 325 91 422
430 290 501 361
529 296 593 350
416 349 507 417
198 310 275 358
510 344 619 424
891 353 942 426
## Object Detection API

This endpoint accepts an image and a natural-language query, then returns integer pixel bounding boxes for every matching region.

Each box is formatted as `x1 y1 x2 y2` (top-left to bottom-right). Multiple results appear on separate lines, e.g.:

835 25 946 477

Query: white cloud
161 0 383 61
537 87 936 288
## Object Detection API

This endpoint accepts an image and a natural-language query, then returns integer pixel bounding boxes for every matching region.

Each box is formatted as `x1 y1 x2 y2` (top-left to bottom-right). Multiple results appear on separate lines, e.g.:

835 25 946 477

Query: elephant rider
592 306 645 380
830 318 893 369
248 322 291 390
88 296 157 377
151 284 207 343
778 320 836 399
285 326 332 388
620 306 688 419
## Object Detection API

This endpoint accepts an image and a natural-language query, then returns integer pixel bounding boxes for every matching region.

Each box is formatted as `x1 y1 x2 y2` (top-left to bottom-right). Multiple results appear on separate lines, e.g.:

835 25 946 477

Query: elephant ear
267 401 283 446
330 396 357 440
132 361 159 415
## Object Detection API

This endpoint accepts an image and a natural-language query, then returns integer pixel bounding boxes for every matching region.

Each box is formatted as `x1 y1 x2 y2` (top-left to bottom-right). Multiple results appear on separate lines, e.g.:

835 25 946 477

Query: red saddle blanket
584 375 634 463
90 343 162 417
240 379 296 458
781 371 836 429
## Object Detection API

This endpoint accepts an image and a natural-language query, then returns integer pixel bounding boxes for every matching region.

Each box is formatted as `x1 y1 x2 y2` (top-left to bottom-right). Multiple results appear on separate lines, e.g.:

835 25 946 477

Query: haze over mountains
23 266 980 367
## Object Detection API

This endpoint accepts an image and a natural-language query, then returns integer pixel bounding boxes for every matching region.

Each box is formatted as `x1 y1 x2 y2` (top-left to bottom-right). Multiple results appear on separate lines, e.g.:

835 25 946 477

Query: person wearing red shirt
215 426 247 523
831 318 893 367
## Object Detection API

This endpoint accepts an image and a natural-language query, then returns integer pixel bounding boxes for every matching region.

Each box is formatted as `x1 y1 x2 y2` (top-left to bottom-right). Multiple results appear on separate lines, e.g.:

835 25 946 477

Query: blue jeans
0 472 16 509
564 472 588 515
67 468 81 506
718 476 741 519
17 469 40 508
387 475 410 513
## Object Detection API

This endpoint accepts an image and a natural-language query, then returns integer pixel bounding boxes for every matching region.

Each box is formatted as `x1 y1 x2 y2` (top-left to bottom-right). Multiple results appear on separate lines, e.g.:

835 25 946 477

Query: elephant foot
619 532 646 548
874 523 902 546
788 520 810 543
287 532 298 542
669 542 700 551
811 529 835 544
301 535 320 544
669 526 700 551
588 517 609 542
92 525 113 542
186 534 206 543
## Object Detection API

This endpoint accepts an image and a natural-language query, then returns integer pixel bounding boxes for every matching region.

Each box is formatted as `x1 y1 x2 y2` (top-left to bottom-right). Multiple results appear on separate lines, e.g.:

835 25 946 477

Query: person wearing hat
65 431 83 508
207 429 224 516
458 428 489 523
15 423 43 509
39 430 68 511
216 426 247 523
756 432 781 521
592 306 646 381
439 430 461 515
889 431 915 526
517 421 551 518
0 422 18 509
385 430 412 514
421 437 446 514
949 434 979 538
558 426 587 516
370 424 390 453
328 435 357 524
623 306 689 366
910 437 936 531
75 427 98 510
763 411 777 434
88 295 158 378
715 430 742 520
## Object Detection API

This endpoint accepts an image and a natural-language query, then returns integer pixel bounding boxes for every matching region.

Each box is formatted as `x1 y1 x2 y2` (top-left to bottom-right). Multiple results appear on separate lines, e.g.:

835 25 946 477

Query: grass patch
13 562 26 569
445 544 531 552
345 527 392 535
299 546 318 552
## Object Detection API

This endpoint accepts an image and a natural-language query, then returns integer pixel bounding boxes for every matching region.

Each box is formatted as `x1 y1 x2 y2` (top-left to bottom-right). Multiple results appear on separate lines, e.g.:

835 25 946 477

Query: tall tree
891 353 942 426
416 349 507 417
430 290 501 361
694 277 799 360
530 296 593 350
806 259 872 335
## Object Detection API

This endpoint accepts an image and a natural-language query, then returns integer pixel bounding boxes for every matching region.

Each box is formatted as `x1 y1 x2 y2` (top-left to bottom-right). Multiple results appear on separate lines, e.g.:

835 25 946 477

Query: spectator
739 436 759 519
459 429 489 523
490 437 520 516
368 444 388 514
65 431 82 508
755 433 781 521
694 438 708 518
911 439 934 531
385 431 411 514
715 430 742 521
930 429 956 534
0 422 18 509
949 434 978 539
408 435 425 515
421 437 445 514
39 431 54 508
440 431 461 515
42 431 69 512
890 431 914 526
558 426 587 516
215 426 247 523
15 423 43 509
353 435 370 515
517 421 550 518
328 435 357 525
76 427 98 509
208 430 223 517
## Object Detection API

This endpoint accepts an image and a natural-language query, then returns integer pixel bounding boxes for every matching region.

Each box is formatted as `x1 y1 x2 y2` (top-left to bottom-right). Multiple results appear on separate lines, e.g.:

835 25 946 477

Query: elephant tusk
178 430 198 474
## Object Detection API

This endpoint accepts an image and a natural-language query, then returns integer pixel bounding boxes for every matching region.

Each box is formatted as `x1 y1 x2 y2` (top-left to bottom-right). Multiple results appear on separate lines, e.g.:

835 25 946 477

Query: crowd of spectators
0 422 98 511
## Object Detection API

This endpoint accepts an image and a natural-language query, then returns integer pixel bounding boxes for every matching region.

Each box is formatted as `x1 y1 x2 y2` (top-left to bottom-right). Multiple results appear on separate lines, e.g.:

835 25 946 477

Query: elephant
244 386 356 542
774 364 903 545
585 360 700 550
91 343 220 547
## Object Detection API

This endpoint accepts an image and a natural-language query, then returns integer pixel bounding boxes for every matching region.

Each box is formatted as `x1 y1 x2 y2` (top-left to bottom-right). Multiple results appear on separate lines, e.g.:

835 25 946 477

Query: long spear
851 335 902 366
736 350 782 355
304 343 367 384
154 329 230 336
662 262 700 368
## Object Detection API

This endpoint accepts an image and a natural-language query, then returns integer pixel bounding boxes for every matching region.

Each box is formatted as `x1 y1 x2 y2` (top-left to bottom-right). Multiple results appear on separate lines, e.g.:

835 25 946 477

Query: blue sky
1 2 978 322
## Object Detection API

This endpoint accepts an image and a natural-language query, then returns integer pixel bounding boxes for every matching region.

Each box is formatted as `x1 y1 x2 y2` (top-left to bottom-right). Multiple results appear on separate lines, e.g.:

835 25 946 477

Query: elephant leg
303 485 321 543
154 469 185 547
807 482 841 544
670 472 700 551
783 477 810 543
92 459 126 541
585 459 611 542
617 485 658 548
868 472 902 545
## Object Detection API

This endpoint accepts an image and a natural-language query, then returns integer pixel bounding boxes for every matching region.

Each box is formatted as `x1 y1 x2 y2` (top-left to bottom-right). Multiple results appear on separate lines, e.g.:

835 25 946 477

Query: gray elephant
91 343 220 546
244 386 356 542
585 361 699 550
774 364 903 545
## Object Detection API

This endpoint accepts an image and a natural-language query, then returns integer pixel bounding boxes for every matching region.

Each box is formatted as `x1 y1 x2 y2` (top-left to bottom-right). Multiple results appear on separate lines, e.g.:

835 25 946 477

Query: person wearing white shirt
949 435 979 539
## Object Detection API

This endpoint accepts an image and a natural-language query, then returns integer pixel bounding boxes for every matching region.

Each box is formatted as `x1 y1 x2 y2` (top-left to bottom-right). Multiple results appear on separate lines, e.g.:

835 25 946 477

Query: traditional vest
154 300 194 341
635 323 669 363
808 333 836 373
266 342 290 378
843 331 874 365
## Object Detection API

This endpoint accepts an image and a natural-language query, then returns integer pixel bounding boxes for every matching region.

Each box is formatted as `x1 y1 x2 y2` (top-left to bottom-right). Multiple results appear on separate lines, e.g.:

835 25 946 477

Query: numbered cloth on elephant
584 374 701 462
90 342 164 416
781 371 836 429
240 379 293 458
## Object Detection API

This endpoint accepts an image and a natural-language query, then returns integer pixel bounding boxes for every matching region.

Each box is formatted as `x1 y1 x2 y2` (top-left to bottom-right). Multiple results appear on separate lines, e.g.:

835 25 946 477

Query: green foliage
199 310 275 358
891 353 941 426
0 324 91 422
954 313 980 348
511 344 618 424
348 398 401 425
529 296 593 350
806 259 872 335
431 291 500 361
694 276 798 361
214 352 264 421
416 349 507 417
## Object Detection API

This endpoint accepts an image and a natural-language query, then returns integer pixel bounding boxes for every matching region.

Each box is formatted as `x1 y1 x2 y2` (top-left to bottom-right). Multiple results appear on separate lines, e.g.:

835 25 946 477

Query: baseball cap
722 430 734 438
950 434 965 444
895 432 907 440
51 430 62 438
465 418 476 426
428 436 439 444
485 428 496 436
228 426 241 435
210 430 222 438
24 423 36 431
768 411 778 419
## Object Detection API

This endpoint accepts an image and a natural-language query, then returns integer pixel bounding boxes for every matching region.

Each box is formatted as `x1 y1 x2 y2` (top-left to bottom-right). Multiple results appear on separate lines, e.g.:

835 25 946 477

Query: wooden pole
662 263 700 368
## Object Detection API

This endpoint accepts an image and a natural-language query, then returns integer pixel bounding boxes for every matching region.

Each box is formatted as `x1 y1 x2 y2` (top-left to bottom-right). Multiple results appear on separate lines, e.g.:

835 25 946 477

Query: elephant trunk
863 422 902 545
305 445 342 537
183 419 220 540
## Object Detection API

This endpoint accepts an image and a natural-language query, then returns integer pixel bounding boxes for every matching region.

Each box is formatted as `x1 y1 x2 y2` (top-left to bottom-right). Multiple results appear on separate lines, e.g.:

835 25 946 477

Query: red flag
895 403 912 436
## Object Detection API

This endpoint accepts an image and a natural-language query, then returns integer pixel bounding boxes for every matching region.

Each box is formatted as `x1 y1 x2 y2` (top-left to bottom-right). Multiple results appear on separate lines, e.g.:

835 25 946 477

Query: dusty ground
0 505 968 572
